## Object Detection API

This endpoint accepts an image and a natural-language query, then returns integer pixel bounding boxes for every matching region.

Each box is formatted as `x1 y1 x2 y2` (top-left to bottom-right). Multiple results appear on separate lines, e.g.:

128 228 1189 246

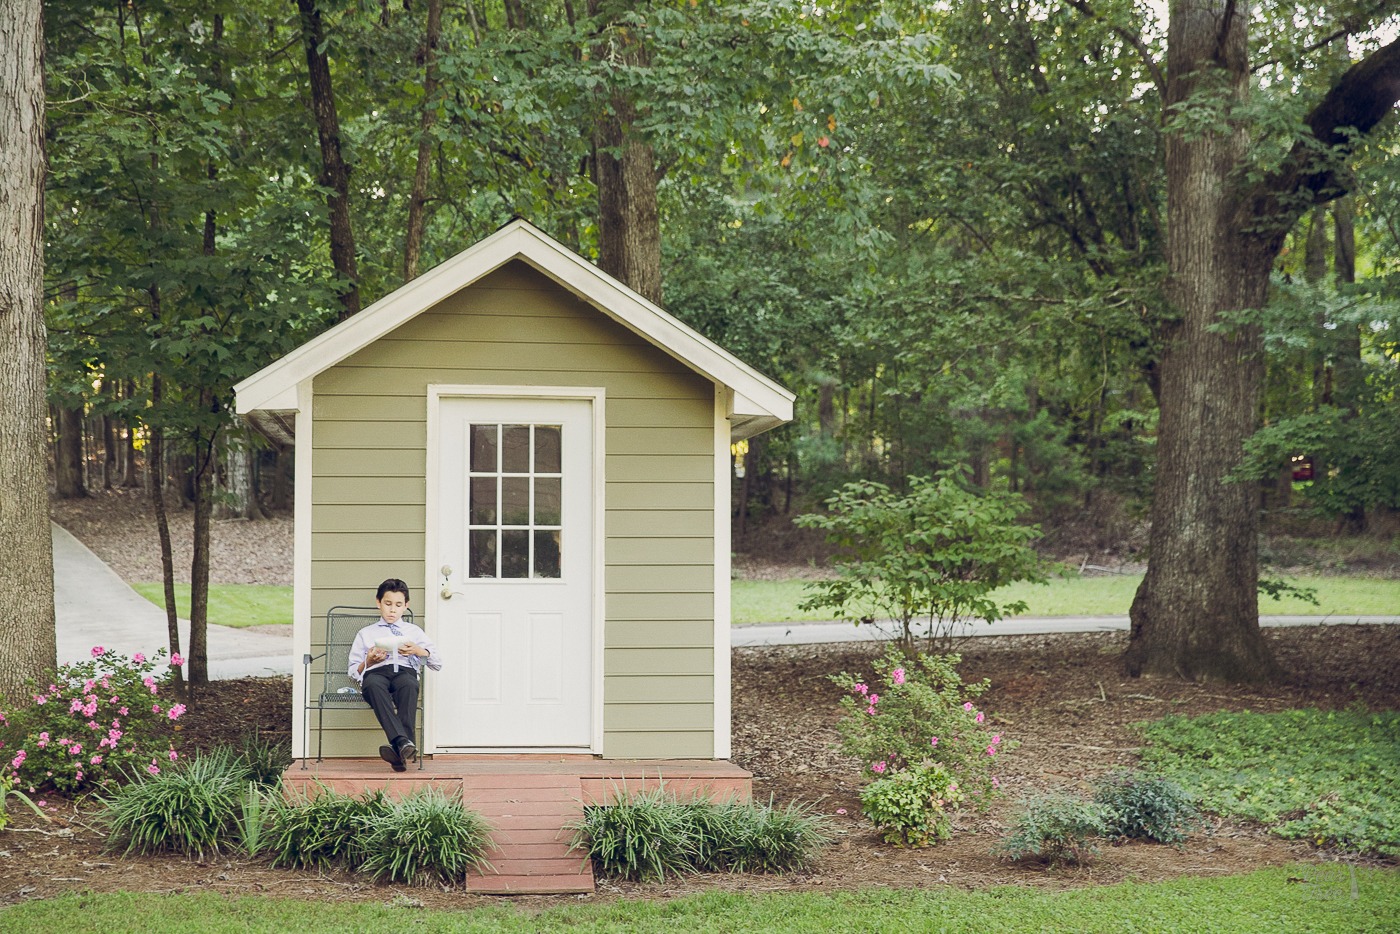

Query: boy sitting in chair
347 578 442 771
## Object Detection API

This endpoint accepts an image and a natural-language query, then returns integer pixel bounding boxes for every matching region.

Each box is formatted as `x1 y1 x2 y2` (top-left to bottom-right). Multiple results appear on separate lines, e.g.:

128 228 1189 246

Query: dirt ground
9 491 1394 909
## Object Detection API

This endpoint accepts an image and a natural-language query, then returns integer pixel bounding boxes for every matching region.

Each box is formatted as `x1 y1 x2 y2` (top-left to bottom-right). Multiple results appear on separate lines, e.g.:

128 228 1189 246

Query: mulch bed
3 625 1396 908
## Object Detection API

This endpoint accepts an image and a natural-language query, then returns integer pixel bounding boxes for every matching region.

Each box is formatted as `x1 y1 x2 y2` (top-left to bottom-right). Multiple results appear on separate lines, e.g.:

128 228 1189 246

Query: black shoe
379 744 406 772
398 740 418 765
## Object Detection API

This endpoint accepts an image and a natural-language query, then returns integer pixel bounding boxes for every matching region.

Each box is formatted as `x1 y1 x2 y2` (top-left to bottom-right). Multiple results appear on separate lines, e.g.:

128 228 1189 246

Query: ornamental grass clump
357 788 494 886
100 748 247 857
689 798 831 874
0 646 186 794
265 786 393 870
832 646 1009 846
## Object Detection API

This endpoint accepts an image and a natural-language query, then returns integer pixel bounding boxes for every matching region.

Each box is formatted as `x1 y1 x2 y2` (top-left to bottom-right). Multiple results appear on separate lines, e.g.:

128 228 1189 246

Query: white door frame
424 384 607 754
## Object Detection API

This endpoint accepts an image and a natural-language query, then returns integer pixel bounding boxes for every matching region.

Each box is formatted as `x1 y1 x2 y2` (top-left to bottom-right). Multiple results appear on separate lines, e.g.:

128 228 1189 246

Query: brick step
462 786 584 803
466 872 595 895
483 842 581 860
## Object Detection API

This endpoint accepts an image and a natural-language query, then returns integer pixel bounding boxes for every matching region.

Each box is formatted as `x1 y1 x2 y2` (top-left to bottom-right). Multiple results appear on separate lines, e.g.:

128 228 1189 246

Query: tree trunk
588 0 663 305
1332 195 1367 533
121 380 141 487
219 428 267 520
188 423 216 687
403 0 444 283
295 0 361 319
0 0 56 696
1127 0 1278 682
54 405 88 498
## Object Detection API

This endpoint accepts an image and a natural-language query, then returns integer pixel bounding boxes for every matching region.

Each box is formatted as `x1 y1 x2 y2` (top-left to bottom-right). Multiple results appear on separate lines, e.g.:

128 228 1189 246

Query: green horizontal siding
609 397 713 427
606 510 711 538
607 592 714 621
606 675 713 702
311 504 425 533
606 455 714 483
316 366 708 400
312 532 424 562
314 421 428 449
606 703 714 731
607 565 713 593
604 731 713 758
608 537 713 565
605 619 713 648
605 647 713 676
605 427 712 456
608 482 713 510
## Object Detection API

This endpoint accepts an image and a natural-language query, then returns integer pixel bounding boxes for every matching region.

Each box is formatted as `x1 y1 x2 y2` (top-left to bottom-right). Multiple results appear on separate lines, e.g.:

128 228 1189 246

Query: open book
374 635 410 652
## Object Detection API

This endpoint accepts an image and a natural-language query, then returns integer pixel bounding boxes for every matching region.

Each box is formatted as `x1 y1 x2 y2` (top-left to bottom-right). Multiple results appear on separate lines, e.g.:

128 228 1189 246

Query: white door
433 395 595 749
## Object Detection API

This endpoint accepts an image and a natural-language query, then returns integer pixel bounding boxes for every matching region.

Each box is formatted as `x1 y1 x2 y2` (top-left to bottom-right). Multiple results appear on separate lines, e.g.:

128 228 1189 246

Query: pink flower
147 763 160 776
869 694 880 705
35 800 45 807
168 749 179 761
167 704 186 720
170 653 184 667
865 705 877 716
892 668 905 685
118 707 128 716
853 683 868 695
91 646 105 657
10 750 26 769
991 734 1001 744
90 754 103 765
836 808 847 815
33 695 46 706
975 712 985 724
133 653 146 664
871 761 887 774
963 702 974 711
152 704 161 714
986 745 997 756
930 736 939 747
992 777 1001 789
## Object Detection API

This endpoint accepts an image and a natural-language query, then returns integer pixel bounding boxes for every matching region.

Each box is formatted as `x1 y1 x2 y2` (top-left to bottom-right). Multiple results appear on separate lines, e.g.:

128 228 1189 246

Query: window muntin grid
467 423 563 579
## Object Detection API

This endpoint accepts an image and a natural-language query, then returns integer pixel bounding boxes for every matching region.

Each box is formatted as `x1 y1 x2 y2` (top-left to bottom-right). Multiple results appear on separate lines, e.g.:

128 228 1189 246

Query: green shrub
572 787 697 882
99 749 245 857
860 761 965 847
236 734 292 788
1140 708 1400 857
995 793 1111 867
689 798 831 873
572 789 831 880
358 788 494 886
0 647 184 794
832 646 1008 809
1093 771 1200 845
265 786 392 870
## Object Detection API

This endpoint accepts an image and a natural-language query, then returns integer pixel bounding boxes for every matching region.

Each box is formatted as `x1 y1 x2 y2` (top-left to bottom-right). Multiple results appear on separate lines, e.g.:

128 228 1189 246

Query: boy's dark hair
376 578 410 603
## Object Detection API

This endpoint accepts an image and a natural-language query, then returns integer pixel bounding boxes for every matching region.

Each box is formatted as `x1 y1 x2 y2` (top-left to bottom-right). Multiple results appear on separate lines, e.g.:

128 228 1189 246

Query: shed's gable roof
234 220 793 443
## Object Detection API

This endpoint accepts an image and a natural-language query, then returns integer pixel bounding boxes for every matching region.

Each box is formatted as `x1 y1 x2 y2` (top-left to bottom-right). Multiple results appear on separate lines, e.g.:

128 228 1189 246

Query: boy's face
377 590 409 624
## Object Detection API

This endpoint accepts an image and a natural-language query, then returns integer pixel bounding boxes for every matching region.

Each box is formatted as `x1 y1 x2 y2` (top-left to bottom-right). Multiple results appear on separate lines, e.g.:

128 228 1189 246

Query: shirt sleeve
411 623 443 672
347 627 373 683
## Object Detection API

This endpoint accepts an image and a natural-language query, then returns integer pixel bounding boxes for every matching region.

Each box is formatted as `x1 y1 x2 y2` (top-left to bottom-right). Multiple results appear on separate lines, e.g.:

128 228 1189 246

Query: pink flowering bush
0 647 183 793
832 646 1011 845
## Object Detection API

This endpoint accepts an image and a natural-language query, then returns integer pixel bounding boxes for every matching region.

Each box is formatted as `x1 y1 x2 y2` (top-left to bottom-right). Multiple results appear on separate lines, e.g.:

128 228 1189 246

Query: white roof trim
235 220 794 436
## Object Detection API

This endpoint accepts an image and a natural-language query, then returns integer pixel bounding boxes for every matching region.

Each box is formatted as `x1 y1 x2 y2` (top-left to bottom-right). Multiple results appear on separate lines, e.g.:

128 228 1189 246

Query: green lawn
130 583 292 629
732 574 1400 624
4 867 1397 932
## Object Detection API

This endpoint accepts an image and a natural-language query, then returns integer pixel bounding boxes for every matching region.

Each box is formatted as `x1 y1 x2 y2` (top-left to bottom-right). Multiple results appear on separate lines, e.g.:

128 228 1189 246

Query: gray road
51 520 1399 678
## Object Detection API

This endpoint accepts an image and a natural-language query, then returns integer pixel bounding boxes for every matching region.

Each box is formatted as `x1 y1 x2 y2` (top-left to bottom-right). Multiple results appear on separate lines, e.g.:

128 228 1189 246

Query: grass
130 583 291 629
4 867 1398 931
1140 708 1400 857
732 574 1400 624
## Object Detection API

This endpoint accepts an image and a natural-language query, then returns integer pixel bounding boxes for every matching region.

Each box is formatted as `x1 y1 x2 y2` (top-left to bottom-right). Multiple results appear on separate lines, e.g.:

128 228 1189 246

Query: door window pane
469 530 497 578
501 477 530 526
534 530 561 578
501 530 529 578
534 477 561 526
534 426 562 473
502 425 531 473
470 425 497 472
469 477 497 525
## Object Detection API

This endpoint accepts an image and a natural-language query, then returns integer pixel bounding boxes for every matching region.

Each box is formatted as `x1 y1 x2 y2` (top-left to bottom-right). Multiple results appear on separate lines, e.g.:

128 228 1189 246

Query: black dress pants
361 666 418 747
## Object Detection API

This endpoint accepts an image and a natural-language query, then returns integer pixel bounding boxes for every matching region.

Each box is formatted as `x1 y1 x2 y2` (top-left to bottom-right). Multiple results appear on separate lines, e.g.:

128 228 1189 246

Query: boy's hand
366 647 388 665
399 641 426 658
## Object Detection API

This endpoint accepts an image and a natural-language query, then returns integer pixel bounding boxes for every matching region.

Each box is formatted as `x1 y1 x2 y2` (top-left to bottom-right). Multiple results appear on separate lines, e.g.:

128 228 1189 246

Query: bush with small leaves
99 748 246 857
265 786 393 870
860 761 965 847
357 787 494 885
1093 771 1201 845
995 793 1112 867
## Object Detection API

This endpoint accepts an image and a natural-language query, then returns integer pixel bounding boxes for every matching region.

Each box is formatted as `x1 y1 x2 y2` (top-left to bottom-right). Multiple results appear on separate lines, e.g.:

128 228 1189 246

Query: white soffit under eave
234 220 795 428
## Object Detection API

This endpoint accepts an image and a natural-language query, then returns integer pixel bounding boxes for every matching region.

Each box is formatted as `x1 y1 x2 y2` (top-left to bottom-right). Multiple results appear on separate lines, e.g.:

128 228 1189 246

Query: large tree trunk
402 0 443 283
187 423 216 687
0 0 57 696
295 0 361 319
588 0 663 305
1126 0 1278 682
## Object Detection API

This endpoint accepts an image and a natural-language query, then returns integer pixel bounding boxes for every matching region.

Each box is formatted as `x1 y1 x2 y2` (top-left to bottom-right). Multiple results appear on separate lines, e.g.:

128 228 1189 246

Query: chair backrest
318 606 416 700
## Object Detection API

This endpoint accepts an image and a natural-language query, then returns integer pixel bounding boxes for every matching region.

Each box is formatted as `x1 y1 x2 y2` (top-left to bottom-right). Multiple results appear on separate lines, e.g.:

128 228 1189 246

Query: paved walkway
52 523 292 679
52 519 1399 679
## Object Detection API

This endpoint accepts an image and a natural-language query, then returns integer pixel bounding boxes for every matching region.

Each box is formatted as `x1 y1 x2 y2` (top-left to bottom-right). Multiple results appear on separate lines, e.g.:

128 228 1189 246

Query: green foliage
0 772 48 831
796 473 1044 652
265 787 393 871
357 788 494 886
859 762 965 847
995 793 1112 868
1092 771 1200 845
1140 708 1400 857
0 647 184 794
235 734 292 789
99 750 247 857
831 646 1007 808
571 789 831 881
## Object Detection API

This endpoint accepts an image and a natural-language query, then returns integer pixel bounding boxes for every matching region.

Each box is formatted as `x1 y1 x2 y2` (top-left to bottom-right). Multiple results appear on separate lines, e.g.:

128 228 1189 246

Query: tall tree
1127 3 1400 681
0 0 57 696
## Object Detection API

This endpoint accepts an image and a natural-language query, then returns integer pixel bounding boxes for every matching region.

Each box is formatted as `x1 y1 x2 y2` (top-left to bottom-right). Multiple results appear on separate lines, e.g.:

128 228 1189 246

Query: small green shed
234 219 793 762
